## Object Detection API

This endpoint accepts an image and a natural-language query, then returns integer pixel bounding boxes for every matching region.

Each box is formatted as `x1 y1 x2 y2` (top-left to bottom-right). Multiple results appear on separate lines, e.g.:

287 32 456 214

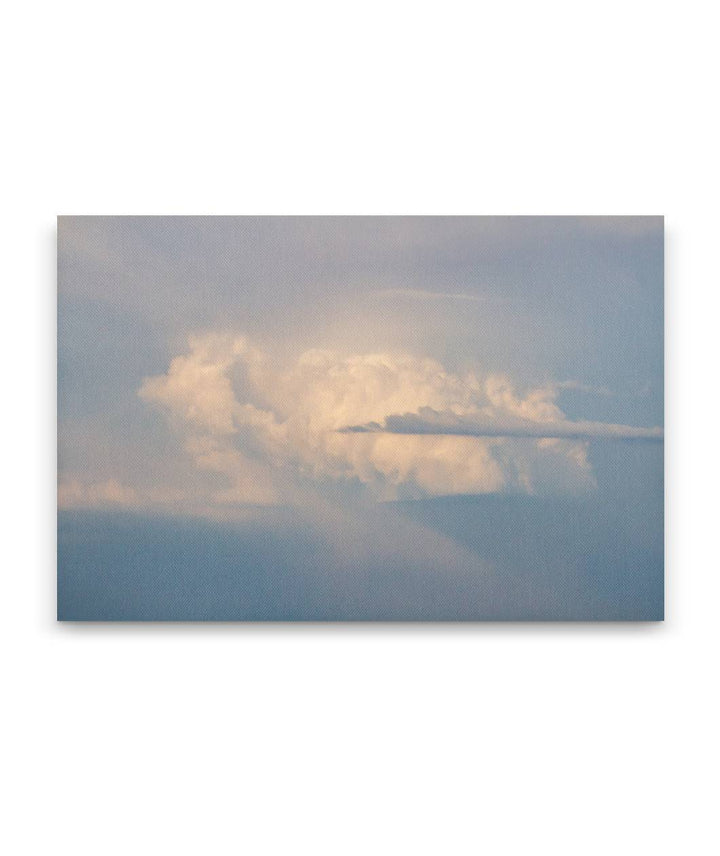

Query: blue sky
57 216 663 619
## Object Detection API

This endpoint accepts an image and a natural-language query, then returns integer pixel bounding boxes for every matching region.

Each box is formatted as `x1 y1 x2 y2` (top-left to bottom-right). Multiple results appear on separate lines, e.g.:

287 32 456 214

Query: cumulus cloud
137 335 278 507
133 333 627 501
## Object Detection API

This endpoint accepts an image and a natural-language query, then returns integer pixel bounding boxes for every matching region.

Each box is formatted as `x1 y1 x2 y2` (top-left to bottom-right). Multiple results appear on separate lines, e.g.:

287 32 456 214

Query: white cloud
135 333 618 501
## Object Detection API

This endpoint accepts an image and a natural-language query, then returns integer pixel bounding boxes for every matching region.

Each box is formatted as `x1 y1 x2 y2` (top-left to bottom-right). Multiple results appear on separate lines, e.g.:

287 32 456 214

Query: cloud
57 479 194 511
341 406 663 442
137 334 279 507
133 334 617 502
58 479 139 509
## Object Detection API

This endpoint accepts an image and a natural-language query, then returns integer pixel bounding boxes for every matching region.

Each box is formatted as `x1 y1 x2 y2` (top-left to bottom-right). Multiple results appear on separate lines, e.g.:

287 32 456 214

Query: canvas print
57 216 663 620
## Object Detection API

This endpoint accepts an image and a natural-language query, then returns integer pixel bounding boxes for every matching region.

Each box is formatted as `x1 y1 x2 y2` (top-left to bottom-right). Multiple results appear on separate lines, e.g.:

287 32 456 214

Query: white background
2 2 717 854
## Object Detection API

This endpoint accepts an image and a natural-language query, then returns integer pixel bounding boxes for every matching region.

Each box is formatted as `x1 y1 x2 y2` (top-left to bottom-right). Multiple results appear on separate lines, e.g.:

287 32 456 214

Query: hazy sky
57 216 663 619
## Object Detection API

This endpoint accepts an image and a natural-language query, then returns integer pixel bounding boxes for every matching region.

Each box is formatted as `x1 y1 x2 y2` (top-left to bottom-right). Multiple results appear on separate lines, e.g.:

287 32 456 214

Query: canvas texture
57 216 664 620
